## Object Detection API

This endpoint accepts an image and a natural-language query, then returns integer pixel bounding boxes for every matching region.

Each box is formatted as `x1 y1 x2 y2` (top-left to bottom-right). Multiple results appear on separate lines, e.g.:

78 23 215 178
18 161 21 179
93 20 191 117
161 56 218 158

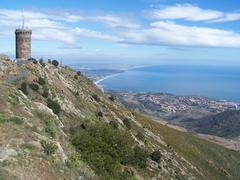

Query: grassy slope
136 113 240 180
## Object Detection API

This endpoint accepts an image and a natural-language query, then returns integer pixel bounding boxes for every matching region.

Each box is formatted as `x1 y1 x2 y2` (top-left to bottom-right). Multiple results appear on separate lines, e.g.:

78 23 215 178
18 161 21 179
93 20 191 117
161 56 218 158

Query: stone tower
15 29 32 60
15 13 32 60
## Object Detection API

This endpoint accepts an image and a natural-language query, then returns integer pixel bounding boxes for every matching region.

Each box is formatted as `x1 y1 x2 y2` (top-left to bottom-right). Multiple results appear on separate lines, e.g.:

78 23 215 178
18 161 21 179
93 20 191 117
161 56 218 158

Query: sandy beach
94 73 122 86
94 64 156 86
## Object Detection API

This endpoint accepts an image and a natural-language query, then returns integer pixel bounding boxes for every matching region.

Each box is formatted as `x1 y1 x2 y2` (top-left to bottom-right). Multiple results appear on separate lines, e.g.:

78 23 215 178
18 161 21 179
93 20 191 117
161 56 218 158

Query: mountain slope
183 110 240 138
0 56 240 179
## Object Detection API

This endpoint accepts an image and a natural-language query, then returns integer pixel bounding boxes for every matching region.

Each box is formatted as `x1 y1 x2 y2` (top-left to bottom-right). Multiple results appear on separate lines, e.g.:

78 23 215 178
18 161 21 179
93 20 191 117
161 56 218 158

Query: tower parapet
15 29 32 60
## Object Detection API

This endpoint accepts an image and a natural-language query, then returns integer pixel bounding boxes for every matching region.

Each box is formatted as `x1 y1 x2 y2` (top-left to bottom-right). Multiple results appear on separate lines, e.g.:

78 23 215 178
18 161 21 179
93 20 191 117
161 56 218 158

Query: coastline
94 73 122 86
94 64 157 86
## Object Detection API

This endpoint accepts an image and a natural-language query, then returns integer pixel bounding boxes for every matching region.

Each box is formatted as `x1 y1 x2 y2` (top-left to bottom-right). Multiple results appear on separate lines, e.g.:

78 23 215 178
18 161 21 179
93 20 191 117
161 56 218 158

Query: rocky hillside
183 110 240 139
0 56 240 179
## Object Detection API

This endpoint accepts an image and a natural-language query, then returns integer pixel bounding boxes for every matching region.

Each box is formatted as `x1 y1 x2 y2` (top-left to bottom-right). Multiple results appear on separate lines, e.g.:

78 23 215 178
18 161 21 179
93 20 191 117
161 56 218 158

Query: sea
99 65 240 102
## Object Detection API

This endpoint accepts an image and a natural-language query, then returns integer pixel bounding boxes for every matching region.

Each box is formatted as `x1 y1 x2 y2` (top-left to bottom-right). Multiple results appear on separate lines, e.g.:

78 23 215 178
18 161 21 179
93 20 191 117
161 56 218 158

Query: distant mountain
183 110 240 138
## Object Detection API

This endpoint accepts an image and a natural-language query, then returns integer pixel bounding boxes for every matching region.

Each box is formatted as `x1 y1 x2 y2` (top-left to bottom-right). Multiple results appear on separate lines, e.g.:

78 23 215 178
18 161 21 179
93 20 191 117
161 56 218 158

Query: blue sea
100 65 240 102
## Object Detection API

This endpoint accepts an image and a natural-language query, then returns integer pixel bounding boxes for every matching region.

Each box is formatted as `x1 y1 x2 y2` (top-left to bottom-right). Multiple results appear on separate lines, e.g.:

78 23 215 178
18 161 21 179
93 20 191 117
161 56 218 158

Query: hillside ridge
0 56 240 179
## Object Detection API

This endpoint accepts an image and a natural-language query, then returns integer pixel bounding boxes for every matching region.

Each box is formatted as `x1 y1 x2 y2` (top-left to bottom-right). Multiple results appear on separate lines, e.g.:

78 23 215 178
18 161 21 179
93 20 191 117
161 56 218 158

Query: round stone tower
15 29 32 60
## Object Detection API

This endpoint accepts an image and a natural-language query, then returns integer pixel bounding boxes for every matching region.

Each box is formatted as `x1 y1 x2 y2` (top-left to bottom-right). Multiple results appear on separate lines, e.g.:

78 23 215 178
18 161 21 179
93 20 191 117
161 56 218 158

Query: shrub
67 153 81 168
77 71 81 76
131 146 148 168
19 82 28 95
41 140 58 155
52 60 59 67
38 77 46 85
109 121 118 129
45 125 56 138
150 150 162 163
123 118 132 129
22 143 35 151
0 113 6 123
75 91 79 96
47 99 61 115
109 96 115 102
42 90 49 98
43 114 57 138
29 83 39 92
80 124 86 129
39 59 46 67
35 111 56 137
72 122 134 178
92 94 100 102
96 111 103 118
74 75 78 80
32 59 38 64
136 131 145 141
9 116 23 125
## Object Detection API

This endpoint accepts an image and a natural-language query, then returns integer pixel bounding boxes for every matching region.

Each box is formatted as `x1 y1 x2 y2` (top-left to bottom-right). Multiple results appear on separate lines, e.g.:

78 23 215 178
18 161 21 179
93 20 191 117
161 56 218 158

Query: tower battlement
15 29 32 35
15 29 32 60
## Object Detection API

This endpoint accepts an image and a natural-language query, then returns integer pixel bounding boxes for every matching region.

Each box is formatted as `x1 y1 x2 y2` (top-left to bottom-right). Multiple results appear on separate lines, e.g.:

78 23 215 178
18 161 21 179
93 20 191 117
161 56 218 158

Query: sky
0 0 240 65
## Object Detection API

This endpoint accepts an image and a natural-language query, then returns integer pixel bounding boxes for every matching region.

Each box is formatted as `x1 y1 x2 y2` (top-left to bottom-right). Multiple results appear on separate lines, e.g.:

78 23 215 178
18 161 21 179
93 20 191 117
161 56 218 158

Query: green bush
72 122 134 178
52 60 59 67
41 140 58 155
35 111 56 137
67 153 81 168
39 59 46 67
32 59 38 64
19 82 28 95
74 75 78 80
9 116 23 125
0 113 6 123
96 111 103 118
45 126 56 138
92 94 100 102
109 121 118 129
109 96 115 102
77 71 81 76
38 77 46 85
150 150 162 163
43 115 57 138
22 143 35 151
123 118 132 129
136 131 145 141
42 90 49 98
29 83 39 92
131 146 148 168
47 99 61 115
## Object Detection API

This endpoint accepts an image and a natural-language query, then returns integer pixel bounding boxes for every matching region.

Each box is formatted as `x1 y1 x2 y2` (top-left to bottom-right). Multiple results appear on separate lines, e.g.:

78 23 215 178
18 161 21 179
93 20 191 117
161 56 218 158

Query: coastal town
110 92 239 114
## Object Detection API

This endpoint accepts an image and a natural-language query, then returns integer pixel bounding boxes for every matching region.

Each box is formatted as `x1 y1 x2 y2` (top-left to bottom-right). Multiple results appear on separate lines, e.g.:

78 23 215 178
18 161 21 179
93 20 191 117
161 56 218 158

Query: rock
28 141 42 149
78 176 84 180
34 102 56 117
56 142 68 162
0 146 18 162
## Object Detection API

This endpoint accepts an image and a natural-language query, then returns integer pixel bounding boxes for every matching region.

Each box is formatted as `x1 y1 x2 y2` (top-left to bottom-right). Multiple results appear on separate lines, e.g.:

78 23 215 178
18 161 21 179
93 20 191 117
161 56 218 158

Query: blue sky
0 0 240 65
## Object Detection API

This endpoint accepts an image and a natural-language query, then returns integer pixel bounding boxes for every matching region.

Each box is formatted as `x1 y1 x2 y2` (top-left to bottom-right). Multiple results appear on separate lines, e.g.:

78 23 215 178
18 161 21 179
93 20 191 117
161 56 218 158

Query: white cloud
145 4 240 22
1 8 240 49
33 29 75 44
119 21 240 48
0 8 138 45
210 13 240 23
88 15 140 28
74 27 122 41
